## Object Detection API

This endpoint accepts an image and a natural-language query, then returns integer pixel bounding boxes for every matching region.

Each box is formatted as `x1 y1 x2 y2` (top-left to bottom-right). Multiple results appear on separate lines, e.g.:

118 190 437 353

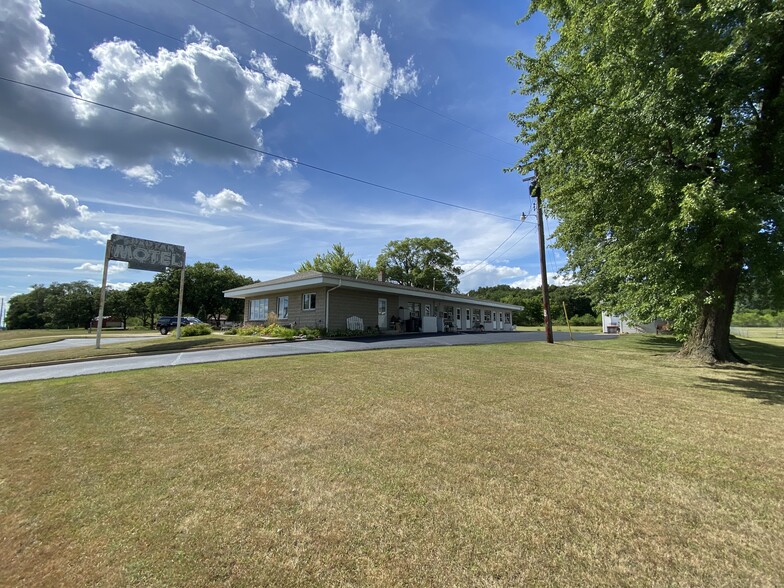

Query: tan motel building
224 271 523 333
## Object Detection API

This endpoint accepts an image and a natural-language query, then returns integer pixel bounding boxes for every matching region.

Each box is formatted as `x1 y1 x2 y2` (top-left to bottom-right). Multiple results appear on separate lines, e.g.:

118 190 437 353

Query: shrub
181 323 213 337
225 324 323 340
571 314 599 326
260 324 297 339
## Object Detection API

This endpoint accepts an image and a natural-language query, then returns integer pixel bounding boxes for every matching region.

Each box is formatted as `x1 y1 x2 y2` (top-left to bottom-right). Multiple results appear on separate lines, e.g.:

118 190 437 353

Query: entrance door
455 308 461 331
378 298 387 329
492 311 498 330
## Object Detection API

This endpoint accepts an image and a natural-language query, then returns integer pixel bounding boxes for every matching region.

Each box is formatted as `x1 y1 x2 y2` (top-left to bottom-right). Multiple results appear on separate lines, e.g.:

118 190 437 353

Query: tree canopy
509 0 784 362
5 263 254 330
296 243 377 280
377 237 464 293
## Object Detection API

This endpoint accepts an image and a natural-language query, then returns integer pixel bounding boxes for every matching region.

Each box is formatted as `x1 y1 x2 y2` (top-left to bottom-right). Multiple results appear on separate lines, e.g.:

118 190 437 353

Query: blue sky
0 0 563 316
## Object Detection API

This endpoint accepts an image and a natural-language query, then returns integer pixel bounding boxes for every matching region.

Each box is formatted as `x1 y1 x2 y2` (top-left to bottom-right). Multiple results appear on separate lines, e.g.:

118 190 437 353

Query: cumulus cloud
306 63 325 79
509 272 572 290
275 0 419 132
272 158 298 175
122 164 162 186
75 261 127 274
0 1 301 181
0 175 104 241
194 188 248 215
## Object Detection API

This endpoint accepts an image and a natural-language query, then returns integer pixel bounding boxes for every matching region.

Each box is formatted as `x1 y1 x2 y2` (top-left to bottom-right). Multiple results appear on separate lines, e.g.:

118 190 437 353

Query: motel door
465 308 471 329
492 311 498 330
455 308 461 331
378 298 387 329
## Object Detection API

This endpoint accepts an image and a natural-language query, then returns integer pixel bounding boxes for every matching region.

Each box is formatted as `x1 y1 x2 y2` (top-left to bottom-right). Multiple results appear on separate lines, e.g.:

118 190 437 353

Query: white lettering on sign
108 234 185 271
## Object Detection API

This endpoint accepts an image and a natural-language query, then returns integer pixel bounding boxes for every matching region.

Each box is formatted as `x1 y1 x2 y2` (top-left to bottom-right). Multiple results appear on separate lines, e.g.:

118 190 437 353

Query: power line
0 75 521 222
460 222 534 278
62 0 513 166
186 0 519 148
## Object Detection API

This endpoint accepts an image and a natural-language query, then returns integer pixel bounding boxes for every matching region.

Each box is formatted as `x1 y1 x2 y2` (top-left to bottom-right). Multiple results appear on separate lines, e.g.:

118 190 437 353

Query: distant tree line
467 284 598 326
5 262 253 330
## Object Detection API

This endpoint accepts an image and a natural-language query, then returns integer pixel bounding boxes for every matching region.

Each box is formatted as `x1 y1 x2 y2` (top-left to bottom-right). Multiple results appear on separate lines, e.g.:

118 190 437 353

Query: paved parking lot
0 331 611 384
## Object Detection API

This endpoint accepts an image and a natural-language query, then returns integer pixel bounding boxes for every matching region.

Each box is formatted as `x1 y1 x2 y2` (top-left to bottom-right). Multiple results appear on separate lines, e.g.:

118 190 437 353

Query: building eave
224 272 523 311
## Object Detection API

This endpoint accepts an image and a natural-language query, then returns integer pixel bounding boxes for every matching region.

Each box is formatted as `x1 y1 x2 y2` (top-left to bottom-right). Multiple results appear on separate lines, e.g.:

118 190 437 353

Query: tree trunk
678 263 744 363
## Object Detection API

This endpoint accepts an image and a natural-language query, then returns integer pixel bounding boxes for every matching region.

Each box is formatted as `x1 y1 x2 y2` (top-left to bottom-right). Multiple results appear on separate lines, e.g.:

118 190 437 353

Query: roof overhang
224 274 523 311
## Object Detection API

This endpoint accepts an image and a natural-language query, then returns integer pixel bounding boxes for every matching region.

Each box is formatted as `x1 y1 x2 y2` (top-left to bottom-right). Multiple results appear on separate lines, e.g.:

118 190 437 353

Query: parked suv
156 316 193 335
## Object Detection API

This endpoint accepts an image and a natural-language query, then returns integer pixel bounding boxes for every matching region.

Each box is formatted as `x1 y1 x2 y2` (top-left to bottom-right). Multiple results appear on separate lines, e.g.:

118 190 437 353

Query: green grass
0 332 274 368
1 334 782 586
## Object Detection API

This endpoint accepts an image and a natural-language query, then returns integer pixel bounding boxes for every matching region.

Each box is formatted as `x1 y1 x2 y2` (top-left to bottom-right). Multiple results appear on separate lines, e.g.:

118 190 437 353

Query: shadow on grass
696 338 784 405
130 337 229 354
631 335 682 355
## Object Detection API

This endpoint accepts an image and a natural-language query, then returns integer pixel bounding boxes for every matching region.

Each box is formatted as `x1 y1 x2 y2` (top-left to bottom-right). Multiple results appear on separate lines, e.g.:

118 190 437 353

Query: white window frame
303 293 316 311
277 296 289 319
249 298 268 321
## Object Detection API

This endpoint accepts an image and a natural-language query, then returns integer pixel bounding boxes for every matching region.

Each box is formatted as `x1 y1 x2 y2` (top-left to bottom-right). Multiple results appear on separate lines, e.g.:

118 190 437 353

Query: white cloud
509 272 572 290
75 261 127 274
272 158 297 175
390 56 418 97
0 1 301 180
123 164 162 186
0 175 90 239
275 0 419 132
306 63 325 79
194 188 248 216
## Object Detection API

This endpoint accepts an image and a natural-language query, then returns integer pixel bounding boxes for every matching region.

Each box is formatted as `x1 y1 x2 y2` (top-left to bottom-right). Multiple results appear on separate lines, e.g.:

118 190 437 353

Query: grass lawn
0 331 274 368
1 335 783 586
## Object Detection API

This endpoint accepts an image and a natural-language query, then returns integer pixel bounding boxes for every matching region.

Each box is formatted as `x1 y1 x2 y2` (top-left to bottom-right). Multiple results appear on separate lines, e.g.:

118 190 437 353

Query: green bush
260 324 297 339
732 310 784 327
181 323 213 337
224 324 323 340
571 313 599 326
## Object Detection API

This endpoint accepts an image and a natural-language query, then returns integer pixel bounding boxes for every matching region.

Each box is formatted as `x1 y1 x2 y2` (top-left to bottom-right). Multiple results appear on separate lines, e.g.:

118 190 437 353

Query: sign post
96 234 186 349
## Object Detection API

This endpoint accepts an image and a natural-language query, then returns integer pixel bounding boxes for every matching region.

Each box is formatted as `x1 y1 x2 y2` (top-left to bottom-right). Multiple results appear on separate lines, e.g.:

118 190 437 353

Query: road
0 331 611 384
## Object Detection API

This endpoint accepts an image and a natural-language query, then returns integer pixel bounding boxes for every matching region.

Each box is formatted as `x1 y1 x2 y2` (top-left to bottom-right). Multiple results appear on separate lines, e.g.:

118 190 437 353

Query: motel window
303 293 316 311
249 298 268 321
408 302 421 318
277 296 289 319
484 310 492 323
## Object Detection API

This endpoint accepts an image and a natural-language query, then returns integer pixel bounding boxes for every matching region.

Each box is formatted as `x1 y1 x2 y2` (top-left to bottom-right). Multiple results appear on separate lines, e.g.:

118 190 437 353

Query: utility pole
531 173 554 344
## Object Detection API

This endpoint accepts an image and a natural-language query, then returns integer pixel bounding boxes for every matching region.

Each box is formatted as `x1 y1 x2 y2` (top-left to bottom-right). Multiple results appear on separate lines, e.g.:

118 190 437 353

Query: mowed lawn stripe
1 337 782 586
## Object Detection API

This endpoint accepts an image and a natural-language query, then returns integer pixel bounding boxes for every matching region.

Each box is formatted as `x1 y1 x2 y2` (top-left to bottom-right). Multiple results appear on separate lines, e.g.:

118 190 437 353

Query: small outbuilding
601 312 669 334
224 271 523 333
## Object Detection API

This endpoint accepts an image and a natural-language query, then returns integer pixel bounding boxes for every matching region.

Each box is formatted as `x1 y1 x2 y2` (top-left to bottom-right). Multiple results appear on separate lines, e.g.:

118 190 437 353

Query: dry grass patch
1 337 783 586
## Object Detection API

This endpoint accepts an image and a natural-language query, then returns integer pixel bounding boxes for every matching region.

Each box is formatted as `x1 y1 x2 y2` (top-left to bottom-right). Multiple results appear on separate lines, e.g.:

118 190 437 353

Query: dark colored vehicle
156 316 192 335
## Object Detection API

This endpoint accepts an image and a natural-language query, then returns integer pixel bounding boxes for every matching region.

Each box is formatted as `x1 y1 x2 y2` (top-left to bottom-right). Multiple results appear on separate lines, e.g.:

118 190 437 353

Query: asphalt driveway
0 330 611 384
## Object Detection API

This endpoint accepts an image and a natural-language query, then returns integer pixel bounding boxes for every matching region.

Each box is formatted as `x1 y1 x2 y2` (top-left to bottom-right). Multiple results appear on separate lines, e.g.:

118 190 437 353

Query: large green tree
509 0 784 362
149 262 254 326
377 237 464 293
297 243 378 279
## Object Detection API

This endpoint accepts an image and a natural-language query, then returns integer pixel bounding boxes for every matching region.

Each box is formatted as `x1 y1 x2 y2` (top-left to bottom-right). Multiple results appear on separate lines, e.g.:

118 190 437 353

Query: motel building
224 271 523 333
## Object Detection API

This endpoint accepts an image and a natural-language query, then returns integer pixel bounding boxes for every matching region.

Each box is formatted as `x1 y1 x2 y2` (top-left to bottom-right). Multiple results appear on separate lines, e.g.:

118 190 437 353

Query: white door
378 298 387 329
466 308 471 329
492 311 498 330
455 308 461 331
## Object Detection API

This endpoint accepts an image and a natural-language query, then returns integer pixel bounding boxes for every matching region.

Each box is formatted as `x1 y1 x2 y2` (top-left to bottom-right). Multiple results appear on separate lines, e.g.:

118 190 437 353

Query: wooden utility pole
531 174 554 344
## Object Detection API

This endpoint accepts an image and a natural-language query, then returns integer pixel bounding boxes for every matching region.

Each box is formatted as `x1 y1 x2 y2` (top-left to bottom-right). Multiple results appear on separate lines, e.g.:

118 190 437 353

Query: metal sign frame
96 234 187 349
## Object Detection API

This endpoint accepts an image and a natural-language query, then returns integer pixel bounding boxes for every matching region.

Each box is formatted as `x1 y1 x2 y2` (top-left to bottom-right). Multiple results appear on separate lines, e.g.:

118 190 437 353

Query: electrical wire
0 75 522 222
460 222 535 278
61 0 513 166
